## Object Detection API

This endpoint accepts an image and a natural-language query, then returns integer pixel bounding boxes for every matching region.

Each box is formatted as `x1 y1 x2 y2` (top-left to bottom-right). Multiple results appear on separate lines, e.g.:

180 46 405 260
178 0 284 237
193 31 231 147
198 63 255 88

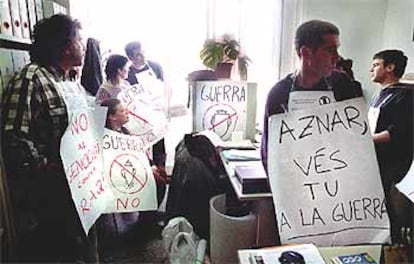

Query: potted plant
200 34 251 80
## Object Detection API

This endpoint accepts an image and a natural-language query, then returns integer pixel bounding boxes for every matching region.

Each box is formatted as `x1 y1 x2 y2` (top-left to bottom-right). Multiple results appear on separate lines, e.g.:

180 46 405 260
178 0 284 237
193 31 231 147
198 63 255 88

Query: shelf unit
0 0 70 261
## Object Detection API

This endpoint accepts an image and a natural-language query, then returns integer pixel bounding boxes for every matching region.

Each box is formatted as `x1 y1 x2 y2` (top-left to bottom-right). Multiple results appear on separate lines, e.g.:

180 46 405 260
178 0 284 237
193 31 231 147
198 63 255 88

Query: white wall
281 0 392 101
382 0 414 75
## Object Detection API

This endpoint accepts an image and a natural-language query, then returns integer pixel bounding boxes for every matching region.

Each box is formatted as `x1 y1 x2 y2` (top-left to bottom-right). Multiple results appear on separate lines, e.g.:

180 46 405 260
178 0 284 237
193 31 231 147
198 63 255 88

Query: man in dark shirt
369 49 413 243
260 20 361 171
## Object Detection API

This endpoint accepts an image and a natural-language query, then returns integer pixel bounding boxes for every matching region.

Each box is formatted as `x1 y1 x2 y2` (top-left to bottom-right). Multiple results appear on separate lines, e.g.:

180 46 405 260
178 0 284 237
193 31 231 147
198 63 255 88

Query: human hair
30 14 81 67
104 54 128 82
125 41 142 58
295 20 339 56
373 50 407 78
101 98 121 128
336 56 354 79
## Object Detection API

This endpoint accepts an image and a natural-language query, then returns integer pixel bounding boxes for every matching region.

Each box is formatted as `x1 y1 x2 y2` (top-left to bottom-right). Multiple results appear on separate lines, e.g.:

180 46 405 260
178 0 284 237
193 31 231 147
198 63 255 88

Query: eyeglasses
278 250 305 264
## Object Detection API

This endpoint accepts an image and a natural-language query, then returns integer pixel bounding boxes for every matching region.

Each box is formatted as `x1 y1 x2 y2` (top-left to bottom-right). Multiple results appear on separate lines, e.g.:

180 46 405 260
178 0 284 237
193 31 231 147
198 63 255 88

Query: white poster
117 85 168 148
268 97 390 246
193 81 247 141
102 129 157 213
396 160 414 203
59 82 112 234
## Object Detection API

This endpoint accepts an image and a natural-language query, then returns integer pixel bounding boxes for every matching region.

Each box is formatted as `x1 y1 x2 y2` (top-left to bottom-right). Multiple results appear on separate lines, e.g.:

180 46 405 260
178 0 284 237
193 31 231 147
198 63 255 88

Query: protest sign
396 160 414 203
192 81 248 141
117 85 168 148
102 129 157 213
59 82 112 234
268 97 390 246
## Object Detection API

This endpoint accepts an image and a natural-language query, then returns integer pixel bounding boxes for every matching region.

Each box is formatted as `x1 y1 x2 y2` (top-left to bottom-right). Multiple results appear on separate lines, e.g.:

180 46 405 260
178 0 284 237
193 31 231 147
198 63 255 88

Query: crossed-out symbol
202 103 239 140
126 101 153 136
110 154 148 194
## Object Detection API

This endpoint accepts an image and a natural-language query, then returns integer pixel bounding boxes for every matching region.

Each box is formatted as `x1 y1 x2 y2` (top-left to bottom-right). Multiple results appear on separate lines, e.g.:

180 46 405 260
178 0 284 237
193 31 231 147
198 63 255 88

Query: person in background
95 54 130 103
124 41 167 173
260 20 362 172
98 98 168 259
1 14 94 262
81 37 103 96
336 55 363 97
369 49 413 243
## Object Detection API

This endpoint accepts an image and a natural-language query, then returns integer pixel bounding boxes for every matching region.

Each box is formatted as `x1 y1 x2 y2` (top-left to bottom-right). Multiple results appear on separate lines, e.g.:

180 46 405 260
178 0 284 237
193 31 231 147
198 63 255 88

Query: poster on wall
267 97 390 246
192 81 248 141
102 129 158 213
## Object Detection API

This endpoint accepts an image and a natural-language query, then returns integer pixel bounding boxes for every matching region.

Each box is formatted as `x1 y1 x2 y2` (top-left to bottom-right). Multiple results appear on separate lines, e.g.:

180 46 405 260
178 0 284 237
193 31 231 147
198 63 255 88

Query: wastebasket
210 194 257 263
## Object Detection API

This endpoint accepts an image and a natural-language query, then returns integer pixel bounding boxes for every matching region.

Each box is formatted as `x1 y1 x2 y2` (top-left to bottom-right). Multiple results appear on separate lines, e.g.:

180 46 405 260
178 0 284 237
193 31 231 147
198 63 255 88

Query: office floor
104 227 168 263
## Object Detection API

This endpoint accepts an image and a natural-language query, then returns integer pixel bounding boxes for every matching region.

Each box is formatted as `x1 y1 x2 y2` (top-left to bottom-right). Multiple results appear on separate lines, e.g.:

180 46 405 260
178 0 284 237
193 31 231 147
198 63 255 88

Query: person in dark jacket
81 38 103 96
166 133 227 239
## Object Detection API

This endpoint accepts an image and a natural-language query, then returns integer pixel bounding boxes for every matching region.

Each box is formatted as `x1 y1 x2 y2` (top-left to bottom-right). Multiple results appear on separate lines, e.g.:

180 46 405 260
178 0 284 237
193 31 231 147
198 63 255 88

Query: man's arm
260 79 291 172
373 130 391 144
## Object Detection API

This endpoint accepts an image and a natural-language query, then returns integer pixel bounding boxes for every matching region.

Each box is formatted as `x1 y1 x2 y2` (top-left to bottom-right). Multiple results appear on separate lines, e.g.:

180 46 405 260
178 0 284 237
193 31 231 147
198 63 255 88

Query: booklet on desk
234 163 270 194
222 149 261 161
331 252 377 264
239 243 326 264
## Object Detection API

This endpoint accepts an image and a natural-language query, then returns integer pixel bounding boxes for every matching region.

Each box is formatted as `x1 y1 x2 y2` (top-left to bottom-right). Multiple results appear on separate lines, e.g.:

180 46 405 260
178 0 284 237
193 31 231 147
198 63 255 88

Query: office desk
220 151 278 247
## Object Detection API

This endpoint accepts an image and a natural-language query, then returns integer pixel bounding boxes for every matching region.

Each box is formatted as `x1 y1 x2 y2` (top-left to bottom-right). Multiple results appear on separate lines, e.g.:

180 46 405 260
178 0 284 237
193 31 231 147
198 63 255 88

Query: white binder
9 0 22 38
0 0 12 35
26 0 36 32
18 0 30 38
34 0 42 21
11 49 26 73
0 48 14 95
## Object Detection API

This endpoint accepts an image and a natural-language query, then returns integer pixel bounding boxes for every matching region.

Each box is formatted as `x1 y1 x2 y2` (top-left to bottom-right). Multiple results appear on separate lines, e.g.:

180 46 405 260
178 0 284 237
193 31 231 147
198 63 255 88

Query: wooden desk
220 151 278 247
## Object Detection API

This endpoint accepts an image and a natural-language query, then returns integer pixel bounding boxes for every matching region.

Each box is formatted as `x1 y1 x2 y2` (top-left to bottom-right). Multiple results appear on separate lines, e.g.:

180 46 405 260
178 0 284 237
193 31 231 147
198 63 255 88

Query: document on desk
222 149 261 161
240 243 326 264
196 129 255 149
396 159 414 203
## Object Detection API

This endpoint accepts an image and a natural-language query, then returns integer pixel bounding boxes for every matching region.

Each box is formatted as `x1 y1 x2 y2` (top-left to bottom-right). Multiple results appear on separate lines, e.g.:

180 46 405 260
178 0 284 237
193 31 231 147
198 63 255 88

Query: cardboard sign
192 81 248 141
102 129 157 213
268 98 390 246
396 160 414 203
117 85 168 148
59 82 112 234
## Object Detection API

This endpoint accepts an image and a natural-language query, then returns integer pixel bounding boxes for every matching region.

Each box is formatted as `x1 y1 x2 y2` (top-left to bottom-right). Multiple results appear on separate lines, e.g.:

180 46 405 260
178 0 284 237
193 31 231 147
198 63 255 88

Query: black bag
165 133 227 239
